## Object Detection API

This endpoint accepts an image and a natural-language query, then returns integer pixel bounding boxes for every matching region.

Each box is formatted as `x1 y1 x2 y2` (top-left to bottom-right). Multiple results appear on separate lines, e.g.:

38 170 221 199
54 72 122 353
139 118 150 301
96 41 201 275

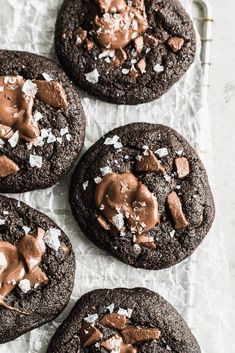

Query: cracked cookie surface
47 288 201 353
55 0 196 104
0 50 85 193
0 195 75 343
69 123 215 270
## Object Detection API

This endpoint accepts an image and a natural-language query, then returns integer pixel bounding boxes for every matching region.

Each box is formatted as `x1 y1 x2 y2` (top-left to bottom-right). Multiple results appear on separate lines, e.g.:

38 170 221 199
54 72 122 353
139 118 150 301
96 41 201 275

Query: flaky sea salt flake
42 72 53 81
84 313 98 323
22 80 37 97
154 64 164 73
44 228 61 251
85 69 100 84
83 181 89 190
29 154 43 168
33 111 43 122
156 147 168 157
8 130 19 148
100 166 112 176
18 279 31 293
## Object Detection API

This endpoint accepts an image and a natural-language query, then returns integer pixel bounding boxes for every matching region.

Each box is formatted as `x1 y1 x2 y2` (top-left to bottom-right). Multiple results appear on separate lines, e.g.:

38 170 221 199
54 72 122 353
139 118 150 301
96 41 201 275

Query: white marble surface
209 0 235 331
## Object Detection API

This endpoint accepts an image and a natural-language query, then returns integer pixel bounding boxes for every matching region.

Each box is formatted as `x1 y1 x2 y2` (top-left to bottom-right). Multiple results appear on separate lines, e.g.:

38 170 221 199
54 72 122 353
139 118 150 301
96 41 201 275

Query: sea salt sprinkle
29 154 43 168
104 135 123 149
100 166 112 176
22 226 31 234
83 181 89 190
18 279 31 293
153 63 164 73
84 313 99 324
44 228 61 252
112 213 125 230
156 147 168 157
94 176 102 184
42 72 53 81
106 303 115 313
22 79 37 97
8 131 19 148
33 111 43 122
117 308 133 318
85 69 100 84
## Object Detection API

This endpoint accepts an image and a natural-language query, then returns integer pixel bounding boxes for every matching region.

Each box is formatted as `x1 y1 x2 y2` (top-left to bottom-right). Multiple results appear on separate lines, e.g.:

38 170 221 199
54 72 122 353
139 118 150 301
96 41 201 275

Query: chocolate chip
97 215 110 230
175 157 190 178
134 234 156 249
100 313 127 330
128 69 139 79
73 27 87 46
0 155 20 177
136 59 146 74
112 48 127 67
144 34 159 47
85 38 94 51
35 80 68 111
79 321 103 347
167 191 188 229
167 37 185 52
136 150 165 173
134 36 144 53
121 326 161 344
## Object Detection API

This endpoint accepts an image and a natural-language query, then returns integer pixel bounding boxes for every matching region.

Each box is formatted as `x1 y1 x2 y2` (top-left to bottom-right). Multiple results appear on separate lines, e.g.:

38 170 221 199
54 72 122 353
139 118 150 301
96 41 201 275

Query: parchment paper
0 1 231 352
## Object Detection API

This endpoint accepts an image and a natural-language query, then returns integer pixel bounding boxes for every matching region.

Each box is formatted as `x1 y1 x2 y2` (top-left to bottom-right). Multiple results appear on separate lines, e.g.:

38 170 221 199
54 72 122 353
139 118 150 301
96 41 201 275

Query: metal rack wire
193 0 213 97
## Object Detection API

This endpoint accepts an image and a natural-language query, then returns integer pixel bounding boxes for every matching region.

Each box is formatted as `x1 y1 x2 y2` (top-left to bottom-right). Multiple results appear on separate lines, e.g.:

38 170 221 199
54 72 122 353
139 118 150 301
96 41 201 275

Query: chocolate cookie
0 194 75 343
0 50 85 193
69 123 215 270
55 0 196 104
47 288 201 353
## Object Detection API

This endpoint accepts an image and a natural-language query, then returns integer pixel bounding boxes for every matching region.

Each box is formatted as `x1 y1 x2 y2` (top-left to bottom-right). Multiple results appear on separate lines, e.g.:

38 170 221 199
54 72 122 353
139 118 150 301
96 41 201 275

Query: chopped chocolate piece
35 80 68 111
134 36 144 53
167 37 185 52
97 214 110 230
73 27 87 46
100 313 127 329
167 191 188 229
144 34 159 47
69 123 215 270
93 1 148 50
94 172 160 235
0 227 48 312
175 157 190 178
136 150 164 173
0 76 39 143
0 125 14 140
55 0 196 104
129 69 139 79
85 38 94 51
136 59 146 74
121 326 161 344
134 234 156 249
79 321 103 347
112 48 127 67
0 155 20 177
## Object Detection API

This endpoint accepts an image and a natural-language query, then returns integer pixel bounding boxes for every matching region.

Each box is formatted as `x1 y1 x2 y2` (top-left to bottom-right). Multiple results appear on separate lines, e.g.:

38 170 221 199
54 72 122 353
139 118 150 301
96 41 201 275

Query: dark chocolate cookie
55 0 196 104
0 50 85 193
47 287 201 353
69 123 215 270
0 194 75 343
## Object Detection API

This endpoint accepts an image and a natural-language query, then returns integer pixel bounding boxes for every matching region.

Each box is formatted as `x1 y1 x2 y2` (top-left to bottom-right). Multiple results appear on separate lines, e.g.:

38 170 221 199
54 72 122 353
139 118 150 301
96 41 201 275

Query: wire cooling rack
193 0 213 96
